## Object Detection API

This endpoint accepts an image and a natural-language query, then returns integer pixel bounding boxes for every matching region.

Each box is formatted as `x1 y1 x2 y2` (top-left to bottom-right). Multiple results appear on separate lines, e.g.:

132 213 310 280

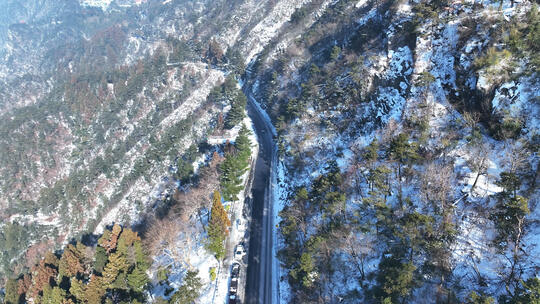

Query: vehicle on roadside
234 244 245 260
228 262 241 303
232 262 240 277
230 278 238 293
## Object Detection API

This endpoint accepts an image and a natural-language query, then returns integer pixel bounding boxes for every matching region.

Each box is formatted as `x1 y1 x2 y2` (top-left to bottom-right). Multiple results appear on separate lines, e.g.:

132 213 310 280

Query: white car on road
234 244 245 260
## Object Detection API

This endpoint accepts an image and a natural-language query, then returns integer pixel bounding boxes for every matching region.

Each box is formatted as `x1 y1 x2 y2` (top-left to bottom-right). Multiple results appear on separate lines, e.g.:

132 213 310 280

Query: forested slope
0 0 538 303
243 0 539 302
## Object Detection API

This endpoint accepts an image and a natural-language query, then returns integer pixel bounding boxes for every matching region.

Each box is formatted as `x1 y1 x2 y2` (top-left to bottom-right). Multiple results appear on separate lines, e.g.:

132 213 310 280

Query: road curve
242 85 277 304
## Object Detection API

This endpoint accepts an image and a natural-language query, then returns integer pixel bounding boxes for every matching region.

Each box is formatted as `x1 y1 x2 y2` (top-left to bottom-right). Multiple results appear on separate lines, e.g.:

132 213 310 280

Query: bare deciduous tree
467 143 491 192
502 140 529 174
421 161 454 212
343 232 375 287
172 153 222 222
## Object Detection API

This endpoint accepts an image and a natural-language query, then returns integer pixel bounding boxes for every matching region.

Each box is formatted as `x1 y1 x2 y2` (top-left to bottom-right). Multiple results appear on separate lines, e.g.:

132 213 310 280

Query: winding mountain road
243 87 277 304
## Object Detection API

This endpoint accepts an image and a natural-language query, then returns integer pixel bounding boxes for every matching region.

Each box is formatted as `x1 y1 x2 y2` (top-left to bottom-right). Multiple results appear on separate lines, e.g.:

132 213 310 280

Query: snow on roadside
274 160 290 303
149 113 259 304
209 114 259 304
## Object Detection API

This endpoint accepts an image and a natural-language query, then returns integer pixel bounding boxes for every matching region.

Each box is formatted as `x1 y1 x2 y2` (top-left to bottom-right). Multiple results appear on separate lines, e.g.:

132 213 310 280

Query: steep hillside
0 0 304 280
244 0 539 302
0 0 538 303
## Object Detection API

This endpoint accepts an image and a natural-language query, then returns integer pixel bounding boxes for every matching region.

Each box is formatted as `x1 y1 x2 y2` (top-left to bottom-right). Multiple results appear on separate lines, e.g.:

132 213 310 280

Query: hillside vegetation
244 0 539 302
0 0 538 303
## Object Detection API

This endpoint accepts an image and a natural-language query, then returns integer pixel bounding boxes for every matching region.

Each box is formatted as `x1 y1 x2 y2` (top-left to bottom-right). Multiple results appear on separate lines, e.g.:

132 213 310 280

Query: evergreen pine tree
41 285 68 304
169 271 203 304
224 94 246 129
506 277 540 303
58 244 83 278
133 240 149 271
206 223 226 261
374 251 416 303
84 275 105 304
467 291 495 304
492 195 529 249
112 270 128 290
176 158 194 183
330 45 341 60
387 133 419 204
102 251 129 288
3 278 20 304
219 154 244 201
93 246 108 274
388 133 419 165
69 278 85 302
127 266 149 292
497 172 521 199
296 253 316 288
364 139 379 163
235 124 252 162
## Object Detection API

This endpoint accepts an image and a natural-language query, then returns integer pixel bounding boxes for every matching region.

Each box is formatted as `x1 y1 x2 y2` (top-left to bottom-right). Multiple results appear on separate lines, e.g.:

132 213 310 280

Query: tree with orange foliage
27 259 57 299
211 190 231 235
58 244 83 278
205 190 231 260
8 226 149 304
17 274 32 297
98 224 122 253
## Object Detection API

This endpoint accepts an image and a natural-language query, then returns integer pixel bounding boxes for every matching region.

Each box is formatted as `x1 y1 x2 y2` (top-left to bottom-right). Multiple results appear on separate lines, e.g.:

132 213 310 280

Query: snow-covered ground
240 0 311 65
93 65 225 235
253 0 540 301
148 113 259 304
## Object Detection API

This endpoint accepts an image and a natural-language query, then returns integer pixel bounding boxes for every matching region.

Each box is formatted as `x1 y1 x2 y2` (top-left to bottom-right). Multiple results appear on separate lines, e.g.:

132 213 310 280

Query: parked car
234 244 245 260
230 278 238 293
231 262 240 278
229 262 241 302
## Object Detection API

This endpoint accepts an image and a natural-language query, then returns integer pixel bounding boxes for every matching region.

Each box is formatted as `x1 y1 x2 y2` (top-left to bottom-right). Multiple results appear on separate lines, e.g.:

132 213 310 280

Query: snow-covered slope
244 0 540 302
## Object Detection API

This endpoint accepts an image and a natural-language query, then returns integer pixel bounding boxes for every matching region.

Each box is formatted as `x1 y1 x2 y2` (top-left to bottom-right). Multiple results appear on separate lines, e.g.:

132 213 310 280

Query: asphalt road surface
243 91 276 304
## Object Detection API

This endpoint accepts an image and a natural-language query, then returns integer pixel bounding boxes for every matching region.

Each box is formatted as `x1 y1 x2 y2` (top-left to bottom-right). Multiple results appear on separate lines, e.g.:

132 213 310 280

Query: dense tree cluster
205 124 252 260
0 38 206 275
2 225 149 304
278 125 536 303
175 144 199 184
242 0 540 302
167 271 203 304
219 125 252 202
224 93 247 130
